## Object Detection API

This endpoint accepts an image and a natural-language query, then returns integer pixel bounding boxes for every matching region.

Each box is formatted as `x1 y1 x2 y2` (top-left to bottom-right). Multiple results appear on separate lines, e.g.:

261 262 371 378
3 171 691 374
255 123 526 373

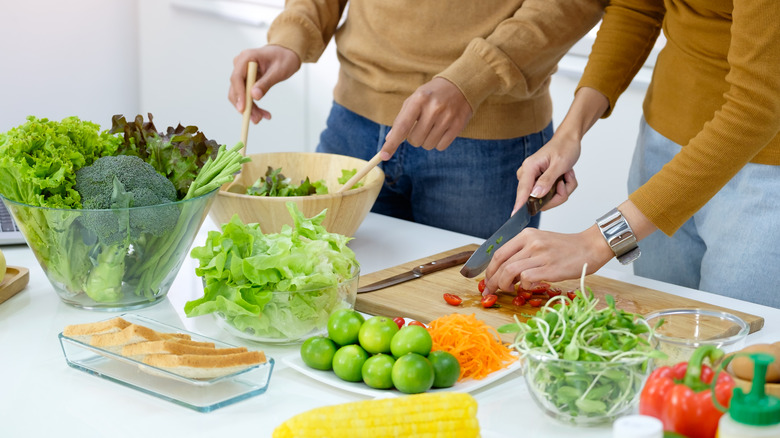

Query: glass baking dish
58 313 274 412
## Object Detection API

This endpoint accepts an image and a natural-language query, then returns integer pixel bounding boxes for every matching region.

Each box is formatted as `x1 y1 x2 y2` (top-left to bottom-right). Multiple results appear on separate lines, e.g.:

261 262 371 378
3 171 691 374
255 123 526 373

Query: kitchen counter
1 212 777 437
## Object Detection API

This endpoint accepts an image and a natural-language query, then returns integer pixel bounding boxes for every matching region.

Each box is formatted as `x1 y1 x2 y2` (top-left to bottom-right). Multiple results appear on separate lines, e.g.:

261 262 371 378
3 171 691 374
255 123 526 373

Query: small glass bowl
2 190 217 311
213 267 359 344
523 352 654 426
644 308 749 367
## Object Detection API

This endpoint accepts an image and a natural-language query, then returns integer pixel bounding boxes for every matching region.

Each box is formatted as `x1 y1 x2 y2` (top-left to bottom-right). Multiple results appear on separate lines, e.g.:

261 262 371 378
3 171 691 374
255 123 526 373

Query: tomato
362 353 395 389
527 282 551 292
392 317 406 329
546 288 563 298
567 290 578 301
327 309 365 346
300 336 338 371
477 279 486 293
512 295 526 307
481 293 498 308
443 293 462 306
332 344 370 382
392 353 435 394
390 325 433 357
517 290 533 300
428 350 460 388
358 315 400 354
528 298 544 307
408 320 426 327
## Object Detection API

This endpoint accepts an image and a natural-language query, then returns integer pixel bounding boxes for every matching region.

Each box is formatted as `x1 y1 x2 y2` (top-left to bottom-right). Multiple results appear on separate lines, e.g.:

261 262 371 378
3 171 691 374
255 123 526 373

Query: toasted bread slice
121 340 247 359
63 317 131 342
90 324 191 352
143 351 267 379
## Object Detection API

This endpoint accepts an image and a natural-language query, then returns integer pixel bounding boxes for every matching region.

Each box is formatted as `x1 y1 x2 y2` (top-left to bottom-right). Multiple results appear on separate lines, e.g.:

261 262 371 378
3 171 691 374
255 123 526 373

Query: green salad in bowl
185 203 360 344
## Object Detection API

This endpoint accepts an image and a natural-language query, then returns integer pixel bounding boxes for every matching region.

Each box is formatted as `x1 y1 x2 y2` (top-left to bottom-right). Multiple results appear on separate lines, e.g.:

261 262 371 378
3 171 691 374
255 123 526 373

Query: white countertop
1 212 777 437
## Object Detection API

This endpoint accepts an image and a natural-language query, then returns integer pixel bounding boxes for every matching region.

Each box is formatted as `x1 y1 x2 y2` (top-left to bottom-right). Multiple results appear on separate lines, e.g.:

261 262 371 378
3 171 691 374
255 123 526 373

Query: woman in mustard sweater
228 0 606 239
485 0 780 307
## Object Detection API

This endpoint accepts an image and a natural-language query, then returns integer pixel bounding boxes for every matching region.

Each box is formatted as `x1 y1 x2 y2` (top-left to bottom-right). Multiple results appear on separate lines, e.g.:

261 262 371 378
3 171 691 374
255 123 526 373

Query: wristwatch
596 208 641 265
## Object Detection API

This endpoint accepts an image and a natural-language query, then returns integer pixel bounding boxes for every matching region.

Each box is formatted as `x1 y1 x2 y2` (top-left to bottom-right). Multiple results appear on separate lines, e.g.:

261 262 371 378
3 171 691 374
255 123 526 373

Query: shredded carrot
427 313 517 381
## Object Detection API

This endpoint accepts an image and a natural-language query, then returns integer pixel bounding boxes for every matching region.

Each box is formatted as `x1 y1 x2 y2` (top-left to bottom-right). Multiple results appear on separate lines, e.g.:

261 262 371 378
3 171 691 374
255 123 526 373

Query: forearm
555 87 610 141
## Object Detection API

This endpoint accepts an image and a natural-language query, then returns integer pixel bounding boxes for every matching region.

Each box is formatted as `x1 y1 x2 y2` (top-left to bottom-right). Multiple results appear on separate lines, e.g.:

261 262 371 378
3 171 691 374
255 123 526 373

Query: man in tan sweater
484 0 780 307
229 0 606 238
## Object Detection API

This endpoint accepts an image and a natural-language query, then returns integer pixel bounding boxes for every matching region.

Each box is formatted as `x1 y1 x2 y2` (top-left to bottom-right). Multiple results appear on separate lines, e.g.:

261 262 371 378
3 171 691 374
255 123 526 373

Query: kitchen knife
357 250 474 293
460 175 564 278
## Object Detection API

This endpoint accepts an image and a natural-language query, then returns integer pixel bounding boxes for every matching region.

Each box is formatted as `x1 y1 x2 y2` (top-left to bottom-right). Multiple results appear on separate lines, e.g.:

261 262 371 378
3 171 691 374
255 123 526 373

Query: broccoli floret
74 155 180 302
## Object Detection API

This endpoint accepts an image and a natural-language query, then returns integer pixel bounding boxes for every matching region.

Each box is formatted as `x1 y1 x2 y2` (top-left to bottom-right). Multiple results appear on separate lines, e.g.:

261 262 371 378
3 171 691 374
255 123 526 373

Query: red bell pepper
639 345 735 438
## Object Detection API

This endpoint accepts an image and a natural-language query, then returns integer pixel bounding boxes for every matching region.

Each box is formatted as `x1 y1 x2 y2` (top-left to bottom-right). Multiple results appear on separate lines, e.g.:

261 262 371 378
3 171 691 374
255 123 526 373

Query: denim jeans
317 103 553 239
628 117 780 308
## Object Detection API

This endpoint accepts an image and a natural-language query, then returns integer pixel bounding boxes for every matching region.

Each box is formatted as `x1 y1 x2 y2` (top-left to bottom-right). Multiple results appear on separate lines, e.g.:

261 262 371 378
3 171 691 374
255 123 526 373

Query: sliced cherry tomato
512 296 526 307
392 317 406 329
526 282 551 293
528 298 544 307
546 288 563 298
481 294 498 308
517 290 533 301
408 320 426 327
443 293 463 306
477 279 486 293
566 290 578 301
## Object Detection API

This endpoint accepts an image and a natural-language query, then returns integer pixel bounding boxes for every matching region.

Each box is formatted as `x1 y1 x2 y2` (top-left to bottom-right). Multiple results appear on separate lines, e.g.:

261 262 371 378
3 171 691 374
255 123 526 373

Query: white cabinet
137 0 337 154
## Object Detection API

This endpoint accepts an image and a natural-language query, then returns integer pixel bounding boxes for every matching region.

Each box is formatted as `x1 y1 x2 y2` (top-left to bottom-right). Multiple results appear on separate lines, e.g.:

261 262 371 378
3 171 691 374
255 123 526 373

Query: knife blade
357 250 474 293
460 175 564 278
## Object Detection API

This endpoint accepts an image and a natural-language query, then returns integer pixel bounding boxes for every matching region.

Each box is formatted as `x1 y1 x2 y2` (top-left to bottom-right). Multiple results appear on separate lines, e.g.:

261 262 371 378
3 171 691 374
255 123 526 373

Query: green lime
391 353 434 394
361 353 395 389
358 316 400 354
332 344 369 382
299 336 338 371
327 309 365 346
390 325 432 358
428 350 460 388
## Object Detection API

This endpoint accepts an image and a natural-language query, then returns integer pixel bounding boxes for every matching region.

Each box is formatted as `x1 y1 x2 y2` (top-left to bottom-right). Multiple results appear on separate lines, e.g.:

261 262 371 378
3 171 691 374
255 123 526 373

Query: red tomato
443 293 462 306
546 288 563 298
528 298 544 307
408 320 426 327
481 294 498 308
526 282 551 293
566 290 578 301
477 279 486 293
512 296 526 307
517 290 533 301
392 317 406 329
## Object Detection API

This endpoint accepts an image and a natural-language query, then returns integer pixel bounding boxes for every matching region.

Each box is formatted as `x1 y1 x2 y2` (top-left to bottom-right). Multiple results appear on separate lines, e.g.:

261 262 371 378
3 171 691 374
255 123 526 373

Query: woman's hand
228 45 302 124
482 225 614 295
379 77 473 160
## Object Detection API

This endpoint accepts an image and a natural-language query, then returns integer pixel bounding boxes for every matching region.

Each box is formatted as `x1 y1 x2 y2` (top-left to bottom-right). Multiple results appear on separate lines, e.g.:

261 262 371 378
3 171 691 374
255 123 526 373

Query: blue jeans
628 117 780 308
317 103 553 238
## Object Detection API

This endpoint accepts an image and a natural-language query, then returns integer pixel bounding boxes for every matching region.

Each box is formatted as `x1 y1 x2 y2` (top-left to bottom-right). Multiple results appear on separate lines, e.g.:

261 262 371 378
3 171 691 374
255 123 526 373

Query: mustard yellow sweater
268 0 606 140
579 0 780 235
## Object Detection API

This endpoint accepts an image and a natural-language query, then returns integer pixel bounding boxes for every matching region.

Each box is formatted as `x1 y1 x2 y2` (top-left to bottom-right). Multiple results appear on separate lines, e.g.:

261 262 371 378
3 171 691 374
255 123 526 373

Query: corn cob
272 392 480 438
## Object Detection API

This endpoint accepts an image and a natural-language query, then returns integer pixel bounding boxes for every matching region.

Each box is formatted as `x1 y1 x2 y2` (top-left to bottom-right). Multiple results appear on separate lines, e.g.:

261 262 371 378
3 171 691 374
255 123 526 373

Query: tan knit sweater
579 0 780 235
268 0 606 140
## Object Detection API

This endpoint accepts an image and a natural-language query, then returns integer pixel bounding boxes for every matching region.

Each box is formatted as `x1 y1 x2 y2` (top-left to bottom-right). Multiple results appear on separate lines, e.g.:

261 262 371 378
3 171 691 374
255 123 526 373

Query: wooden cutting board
0 266 30 305
356 245 764 343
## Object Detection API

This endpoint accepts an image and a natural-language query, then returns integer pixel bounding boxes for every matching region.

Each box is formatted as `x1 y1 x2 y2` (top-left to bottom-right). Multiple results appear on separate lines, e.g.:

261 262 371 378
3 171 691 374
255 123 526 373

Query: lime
299 336 338 371
361 353 395 389
332 344 369 382
390 325 432 358
358 315 400 354
327 309 365 346
428 350 460 388
391 353 435 394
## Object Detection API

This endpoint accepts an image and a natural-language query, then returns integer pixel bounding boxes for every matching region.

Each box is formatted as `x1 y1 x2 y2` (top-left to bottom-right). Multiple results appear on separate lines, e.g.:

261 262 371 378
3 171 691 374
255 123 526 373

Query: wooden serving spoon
337 151 383 193
225 61 258 194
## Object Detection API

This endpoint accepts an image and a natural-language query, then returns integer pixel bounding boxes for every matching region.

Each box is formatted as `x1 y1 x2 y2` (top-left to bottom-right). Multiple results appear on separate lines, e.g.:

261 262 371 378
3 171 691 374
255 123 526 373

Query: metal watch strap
596 208 641 265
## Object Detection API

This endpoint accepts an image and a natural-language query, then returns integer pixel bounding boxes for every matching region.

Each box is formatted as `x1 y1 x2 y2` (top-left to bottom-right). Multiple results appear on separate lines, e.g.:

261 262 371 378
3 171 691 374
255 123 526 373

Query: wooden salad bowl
209 152 384 237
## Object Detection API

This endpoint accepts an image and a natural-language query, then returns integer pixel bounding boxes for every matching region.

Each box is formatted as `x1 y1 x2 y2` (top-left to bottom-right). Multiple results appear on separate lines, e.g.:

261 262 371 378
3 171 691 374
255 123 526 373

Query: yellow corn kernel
273 392 480 438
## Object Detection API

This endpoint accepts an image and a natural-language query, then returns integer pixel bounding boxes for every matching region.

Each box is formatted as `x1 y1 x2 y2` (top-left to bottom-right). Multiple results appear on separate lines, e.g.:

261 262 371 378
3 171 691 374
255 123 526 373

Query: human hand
228 45 302 124
512 131 581 216
482 225 614 296
379 77 473 160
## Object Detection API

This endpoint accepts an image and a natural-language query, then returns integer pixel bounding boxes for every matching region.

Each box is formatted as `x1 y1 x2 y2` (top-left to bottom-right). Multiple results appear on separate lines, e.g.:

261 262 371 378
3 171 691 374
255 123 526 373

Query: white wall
0 0 140 131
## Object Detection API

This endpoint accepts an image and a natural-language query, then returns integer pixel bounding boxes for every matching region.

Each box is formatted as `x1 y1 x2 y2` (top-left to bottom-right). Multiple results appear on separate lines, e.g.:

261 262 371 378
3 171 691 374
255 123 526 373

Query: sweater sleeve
629 0 780 235
435 0 607 114
576 0 665 117
266 0 347 63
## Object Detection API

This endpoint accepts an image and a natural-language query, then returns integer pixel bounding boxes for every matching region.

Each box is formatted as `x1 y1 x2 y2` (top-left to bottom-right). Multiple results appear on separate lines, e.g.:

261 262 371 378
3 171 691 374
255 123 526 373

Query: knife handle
527 175 565 215
412 251 474 276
